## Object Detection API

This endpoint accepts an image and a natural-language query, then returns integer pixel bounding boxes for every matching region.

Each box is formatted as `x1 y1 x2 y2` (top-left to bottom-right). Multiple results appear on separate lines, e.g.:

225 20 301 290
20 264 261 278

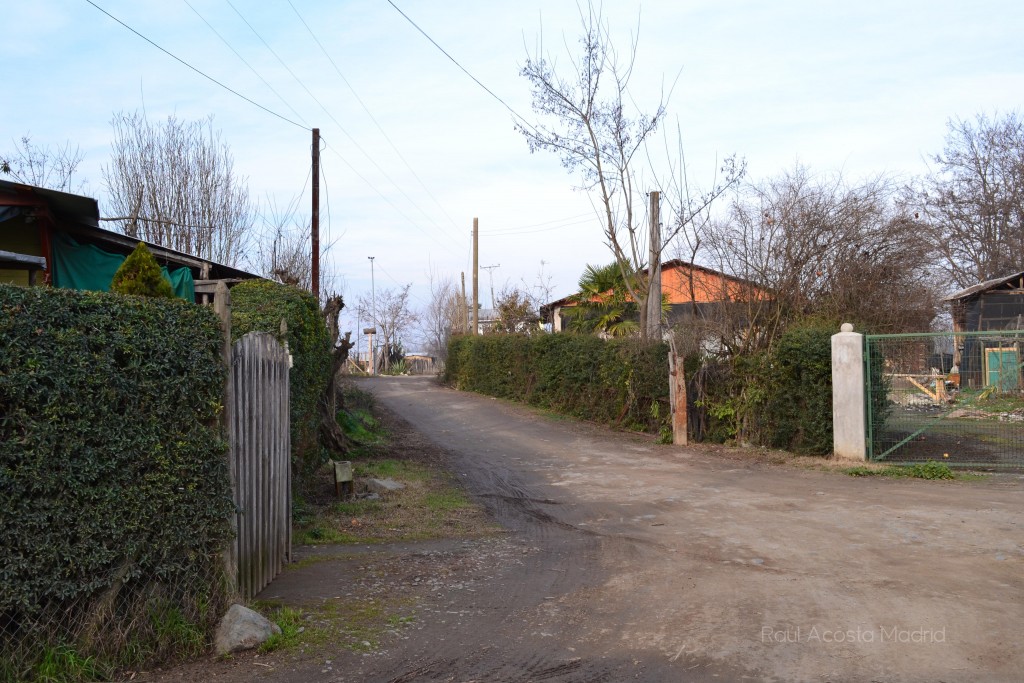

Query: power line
181 0 310 127
84 0 306 130
480 213 597 235
320 138 462 259
286 0 464 240
227 0 463 252
482 218 596 237
386 0 539 135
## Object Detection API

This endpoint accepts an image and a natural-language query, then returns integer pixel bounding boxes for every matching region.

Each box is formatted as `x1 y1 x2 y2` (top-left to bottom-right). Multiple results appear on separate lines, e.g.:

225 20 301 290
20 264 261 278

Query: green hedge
0 284 233 679
230 280 331 480
696 321 835 455
444 334 669 432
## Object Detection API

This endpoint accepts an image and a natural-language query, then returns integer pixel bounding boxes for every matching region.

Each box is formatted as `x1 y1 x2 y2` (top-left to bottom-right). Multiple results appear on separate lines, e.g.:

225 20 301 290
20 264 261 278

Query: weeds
843 461 975 480
33 646 104 683
259 607 312 653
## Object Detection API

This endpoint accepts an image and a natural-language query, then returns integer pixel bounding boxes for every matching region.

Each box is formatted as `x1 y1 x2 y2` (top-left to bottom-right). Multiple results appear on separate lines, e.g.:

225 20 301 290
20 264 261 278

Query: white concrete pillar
832 323 867 461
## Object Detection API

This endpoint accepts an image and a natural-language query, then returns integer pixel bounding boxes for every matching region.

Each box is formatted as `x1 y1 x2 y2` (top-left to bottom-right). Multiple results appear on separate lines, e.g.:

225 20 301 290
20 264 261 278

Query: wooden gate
228 331 291 599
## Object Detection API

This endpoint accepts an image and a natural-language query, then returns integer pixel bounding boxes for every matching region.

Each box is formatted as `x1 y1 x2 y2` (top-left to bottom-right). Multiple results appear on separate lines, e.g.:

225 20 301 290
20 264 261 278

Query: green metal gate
864 330 1024 468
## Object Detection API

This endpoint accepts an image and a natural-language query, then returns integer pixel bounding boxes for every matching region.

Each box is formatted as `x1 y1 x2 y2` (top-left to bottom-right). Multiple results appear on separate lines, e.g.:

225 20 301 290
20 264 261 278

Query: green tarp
51 233 195 301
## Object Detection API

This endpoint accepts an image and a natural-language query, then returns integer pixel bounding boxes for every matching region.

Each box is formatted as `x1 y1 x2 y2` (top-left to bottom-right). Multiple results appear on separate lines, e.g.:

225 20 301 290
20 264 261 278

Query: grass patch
294 460 498 546
424 490 472 512
333 499 384 516
353 459 431 482
259 606 319 653
251 599 417 656
296 525 384 545
843 461 981 480
33 646 105 683
293 381 500 547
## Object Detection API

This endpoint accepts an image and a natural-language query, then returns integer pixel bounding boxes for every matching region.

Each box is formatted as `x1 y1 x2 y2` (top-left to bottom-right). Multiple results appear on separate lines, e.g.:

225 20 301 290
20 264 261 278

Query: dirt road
150 375 1024 682
351 376 1024 683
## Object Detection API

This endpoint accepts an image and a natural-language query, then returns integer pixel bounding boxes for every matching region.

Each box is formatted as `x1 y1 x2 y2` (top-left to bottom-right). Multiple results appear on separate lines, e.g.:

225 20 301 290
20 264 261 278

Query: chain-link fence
1 562 227 682
865 330 1024 467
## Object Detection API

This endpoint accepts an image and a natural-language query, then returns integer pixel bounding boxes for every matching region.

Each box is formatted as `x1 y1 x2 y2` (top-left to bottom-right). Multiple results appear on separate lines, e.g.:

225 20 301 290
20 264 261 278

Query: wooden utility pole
646 190 661 340
472 217 479 336
460 271 468 334
311 128 321 300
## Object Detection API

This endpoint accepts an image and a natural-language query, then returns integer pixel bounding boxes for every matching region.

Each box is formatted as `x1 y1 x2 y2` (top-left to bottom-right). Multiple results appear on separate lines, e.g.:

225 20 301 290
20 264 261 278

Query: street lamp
368 256 376 375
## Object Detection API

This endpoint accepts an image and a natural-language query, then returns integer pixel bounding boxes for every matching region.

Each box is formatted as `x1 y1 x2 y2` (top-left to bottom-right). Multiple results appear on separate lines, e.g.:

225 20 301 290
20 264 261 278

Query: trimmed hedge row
444 334 670 433
230 280 331 480
0 284 233 676
695 321 836 455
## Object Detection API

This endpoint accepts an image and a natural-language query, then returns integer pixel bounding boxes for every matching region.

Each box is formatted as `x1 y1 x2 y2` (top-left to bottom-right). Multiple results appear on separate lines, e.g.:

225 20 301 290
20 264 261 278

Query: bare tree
491 285 541 335
419 272 462 361
252 193 341 302
517 4 741 338
916 111 1024 289
1 134 84 192
702 166 939 352
102 111 254 266
357 284 417 373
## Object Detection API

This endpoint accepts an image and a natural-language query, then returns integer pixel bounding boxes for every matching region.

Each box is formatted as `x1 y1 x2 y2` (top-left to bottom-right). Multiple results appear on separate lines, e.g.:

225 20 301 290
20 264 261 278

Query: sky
4 0 1024 348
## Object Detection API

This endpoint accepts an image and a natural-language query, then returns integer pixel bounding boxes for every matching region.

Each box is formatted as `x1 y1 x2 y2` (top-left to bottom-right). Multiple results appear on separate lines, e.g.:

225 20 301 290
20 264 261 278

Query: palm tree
562 263 640 337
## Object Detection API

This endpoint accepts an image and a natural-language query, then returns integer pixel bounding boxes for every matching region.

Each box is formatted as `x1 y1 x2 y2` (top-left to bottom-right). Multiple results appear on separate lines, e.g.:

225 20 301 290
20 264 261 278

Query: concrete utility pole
646 190 662 340
472 218 479 336
311 128 320 300
368 256 376 375
481 264 500 310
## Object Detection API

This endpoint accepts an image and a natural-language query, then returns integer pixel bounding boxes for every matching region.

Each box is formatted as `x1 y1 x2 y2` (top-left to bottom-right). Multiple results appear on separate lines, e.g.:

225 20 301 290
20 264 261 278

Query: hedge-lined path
145 375 1023 682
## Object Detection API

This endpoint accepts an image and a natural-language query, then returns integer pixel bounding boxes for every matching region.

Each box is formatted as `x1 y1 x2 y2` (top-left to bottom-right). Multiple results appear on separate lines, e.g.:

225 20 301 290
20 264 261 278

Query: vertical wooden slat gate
229 331 291 600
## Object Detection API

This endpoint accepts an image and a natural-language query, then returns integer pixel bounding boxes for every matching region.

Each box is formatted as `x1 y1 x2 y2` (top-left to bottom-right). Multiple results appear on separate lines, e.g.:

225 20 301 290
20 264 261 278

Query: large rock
365 478 405 494
215 604 281 655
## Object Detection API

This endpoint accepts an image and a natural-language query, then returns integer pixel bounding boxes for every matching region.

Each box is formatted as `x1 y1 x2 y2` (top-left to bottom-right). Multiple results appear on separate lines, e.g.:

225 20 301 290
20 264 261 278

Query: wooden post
311 128 320 300
212 281 239 592
472 218 479 336
669 349 688 446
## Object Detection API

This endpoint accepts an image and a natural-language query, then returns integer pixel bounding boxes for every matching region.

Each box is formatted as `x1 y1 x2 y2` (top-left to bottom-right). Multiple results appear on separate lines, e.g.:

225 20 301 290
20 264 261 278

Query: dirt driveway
355 376 1024 682
148 375 1024 682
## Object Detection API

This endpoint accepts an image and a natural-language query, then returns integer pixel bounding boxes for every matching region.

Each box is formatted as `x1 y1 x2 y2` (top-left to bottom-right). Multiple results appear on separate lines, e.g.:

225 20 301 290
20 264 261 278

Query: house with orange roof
542 259 765 333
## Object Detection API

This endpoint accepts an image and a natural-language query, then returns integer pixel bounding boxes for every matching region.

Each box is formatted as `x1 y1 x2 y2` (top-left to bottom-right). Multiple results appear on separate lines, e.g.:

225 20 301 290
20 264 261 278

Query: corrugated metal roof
943 270 1024 302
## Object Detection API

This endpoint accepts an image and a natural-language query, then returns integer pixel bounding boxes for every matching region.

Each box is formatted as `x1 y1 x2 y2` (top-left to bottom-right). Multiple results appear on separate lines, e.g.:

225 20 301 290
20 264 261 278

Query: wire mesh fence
0 564 227 683
865 330 1024 468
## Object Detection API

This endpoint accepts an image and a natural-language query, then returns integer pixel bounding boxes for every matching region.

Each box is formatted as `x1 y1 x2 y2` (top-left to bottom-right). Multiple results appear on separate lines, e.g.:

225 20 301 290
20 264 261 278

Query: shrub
230 280 331 482
689 320 836 454
444 334 669 433
110 242 175 298
0 284 232 680
758 322 835 455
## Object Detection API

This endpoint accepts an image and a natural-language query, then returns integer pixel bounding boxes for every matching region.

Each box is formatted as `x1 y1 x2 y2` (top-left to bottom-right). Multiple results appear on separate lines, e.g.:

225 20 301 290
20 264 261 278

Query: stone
214 604 281 655
365 478 405 494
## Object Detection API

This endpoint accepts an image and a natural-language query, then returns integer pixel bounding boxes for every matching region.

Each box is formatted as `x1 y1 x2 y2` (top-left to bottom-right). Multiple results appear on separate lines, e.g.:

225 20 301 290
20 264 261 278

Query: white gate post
832 323 867 461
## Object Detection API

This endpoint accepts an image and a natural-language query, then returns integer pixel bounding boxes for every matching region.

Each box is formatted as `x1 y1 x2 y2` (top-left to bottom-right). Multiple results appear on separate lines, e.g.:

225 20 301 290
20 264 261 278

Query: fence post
832 323 866 461
212 281 239 592
669 349 688 445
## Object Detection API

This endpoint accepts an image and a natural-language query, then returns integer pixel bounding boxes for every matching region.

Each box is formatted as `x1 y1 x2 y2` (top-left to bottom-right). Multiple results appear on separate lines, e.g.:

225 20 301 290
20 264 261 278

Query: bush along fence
689 321 837 455
444 321 837 455
445 334 671 433
0 284 233 682
230 280 332 488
